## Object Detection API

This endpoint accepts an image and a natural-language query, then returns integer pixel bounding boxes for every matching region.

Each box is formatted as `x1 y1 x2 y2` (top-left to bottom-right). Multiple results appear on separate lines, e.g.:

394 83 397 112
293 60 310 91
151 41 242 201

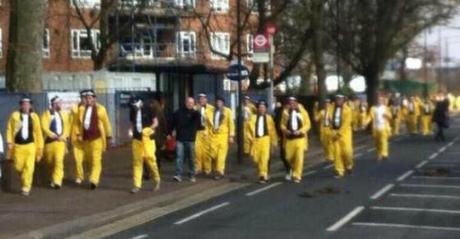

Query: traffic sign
254 34 269 50
227 63 249 81
265 22 277 35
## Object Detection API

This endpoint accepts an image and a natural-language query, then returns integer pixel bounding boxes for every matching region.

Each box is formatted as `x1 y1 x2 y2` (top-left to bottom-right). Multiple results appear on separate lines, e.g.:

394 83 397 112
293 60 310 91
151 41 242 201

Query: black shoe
90 183 97 190
346 169 353 175
214 174 224 181
54 184 61 190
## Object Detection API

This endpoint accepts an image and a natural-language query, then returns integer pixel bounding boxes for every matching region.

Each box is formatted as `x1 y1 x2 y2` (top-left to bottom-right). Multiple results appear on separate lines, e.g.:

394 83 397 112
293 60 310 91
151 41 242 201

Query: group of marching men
5 88 450 196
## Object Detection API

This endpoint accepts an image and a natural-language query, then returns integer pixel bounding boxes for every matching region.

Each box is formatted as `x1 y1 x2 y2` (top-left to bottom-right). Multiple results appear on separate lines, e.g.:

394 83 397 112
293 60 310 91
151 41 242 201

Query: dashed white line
302 170 317 177
415 160 429 169
439 147 447 153
396 170 414 182
429 153 439 160
367 148 376 153
412 176 460 180
174 202 230 225
246 182 283 197
390 193 460 200
400 183 460 190
370 184 395 200
370 206 460 214
354 153 363 158
352 222 460 232
131 234 149 239
323 164 334 170
326 206 365 232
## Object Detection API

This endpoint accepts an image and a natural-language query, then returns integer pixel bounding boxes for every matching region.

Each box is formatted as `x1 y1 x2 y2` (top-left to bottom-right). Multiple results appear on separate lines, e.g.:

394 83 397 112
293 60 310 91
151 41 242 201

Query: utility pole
236 0 243 164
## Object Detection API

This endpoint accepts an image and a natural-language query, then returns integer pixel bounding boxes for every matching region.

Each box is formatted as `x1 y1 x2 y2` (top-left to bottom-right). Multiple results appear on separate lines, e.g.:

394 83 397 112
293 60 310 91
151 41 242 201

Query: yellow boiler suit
330 105 354 177
41 110 70 187
351 101 360 131
403 101 420 134
420 102 434 136
75 103 112 186
206 107 235 176
357 103 368 130
6 111 44 193
195 104 214 175
280 107 311 181
247 114 277 180
70 105 85 182
243 103 256 155
132 127 160 188
390 105 402 136
314 105 334 162
366 106 392 159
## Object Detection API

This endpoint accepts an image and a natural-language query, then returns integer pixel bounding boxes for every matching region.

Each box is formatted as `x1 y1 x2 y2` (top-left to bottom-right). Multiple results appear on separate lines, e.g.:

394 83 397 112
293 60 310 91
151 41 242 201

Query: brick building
0 0 271 110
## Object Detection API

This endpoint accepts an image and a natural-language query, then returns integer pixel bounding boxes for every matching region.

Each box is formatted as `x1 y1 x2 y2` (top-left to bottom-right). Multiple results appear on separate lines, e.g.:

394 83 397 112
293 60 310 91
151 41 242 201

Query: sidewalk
0 133 370 238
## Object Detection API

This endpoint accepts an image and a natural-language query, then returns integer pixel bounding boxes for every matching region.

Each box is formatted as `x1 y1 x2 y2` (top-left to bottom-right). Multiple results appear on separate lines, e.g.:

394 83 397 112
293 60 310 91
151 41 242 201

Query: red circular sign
265 23 277 35
254 34 268 47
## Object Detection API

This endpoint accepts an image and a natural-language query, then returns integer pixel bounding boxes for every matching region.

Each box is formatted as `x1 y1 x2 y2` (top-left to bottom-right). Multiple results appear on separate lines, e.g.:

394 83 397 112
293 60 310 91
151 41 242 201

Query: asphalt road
108 117 460 239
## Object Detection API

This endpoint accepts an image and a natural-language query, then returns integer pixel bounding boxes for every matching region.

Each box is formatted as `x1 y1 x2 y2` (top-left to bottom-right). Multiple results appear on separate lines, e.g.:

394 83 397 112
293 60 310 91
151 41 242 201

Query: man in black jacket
433 94 450 142
168 97 201 182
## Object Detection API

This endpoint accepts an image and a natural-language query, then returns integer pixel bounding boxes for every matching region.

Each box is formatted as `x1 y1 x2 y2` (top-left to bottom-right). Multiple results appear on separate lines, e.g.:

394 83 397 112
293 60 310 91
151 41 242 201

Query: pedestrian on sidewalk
70 91 87 185
168 97 200 183
74 90 112 190
129 98 161 193
314 98 334 163
274 100 291 179
41 96 70 189
194 94 214 176
330 95 354 179
280 97 311 183
206 97 235 180
247 100 277 184
365 94 392 161
420 98 434 136
433 94 450 142
6 97 44 196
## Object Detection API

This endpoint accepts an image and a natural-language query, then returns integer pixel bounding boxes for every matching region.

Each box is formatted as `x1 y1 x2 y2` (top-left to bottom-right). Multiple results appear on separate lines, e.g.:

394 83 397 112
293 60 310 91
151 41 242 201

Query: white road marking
326 206 365 232
302 170 317 177
246 182 283 197
439 147 447 153
323 164 334 170
412 176 460 180
174 202 230 225
131 234 149 239
354 153 363 158
370 206 460 214
396 170 414 182
428 153 439 160
370 184 395 200
415 160 429 169
352 222 460 232
367 148 376 153
400 183 460 190
390 193 460 200
447 142 454 147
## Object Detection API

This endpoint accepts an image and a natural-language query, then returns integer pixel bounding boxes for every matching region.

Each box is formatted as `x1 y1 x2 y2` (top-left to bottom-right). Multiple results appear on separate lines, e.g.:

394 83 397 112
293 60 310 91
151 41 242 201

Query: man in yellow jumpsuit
75 90 112 190
389 99 402 136
206 97 235 180
357 99 368 130
6 97 44 196
420 98 434 136
280 97 311 183
41 96 70 189
129 98 160 193
330 95 354 178
70 90 87 185
366 95 392 161
314 99 334 162
247 101 277 184
243 96 256 155
404 96 420 135
194 93 214 175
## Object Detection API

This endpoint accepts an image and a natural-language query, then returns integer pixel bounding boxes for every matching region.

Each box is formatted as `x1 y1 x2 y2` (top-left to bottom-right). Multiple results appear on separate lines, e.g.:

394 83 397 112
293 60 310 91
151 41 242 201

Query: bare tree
6 0 48 92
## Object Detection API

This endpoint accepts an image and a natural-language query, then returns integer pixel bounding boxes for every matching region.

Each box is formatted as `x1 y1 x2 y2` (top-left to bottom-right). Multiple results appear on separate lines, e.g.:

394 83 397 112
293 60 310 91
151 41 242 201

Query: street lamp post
236 0 243 164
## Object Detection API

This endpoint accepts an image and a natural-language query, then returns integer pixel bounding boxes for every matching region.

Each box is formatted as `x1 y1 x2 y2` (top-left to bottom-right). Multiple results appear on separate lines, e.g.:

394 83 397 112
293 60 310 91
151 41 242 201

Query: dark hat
79 90 88 97
335 94 345 99
257 100 267 107
216 96 225 103
50 96 62 104
288 96 297 101
19 96 32 104
86 89 96 97
198 93 207 98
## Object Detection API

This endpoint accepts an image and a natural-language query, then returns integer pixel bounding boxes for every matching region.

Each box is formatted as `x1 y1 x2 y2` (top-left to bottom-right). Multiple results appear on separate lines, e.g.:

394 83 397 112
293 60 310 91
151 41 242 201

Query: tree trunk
399 47 408 81
364 68 379 106
6 0 47 92
311 1 327 106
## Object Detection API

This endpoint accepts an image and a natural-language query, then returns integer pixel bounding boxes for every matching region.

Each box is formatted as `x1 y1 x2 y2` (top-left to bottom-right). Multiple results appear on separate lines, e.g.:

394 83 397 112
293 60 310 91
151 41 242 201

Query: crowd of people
3 90 454 196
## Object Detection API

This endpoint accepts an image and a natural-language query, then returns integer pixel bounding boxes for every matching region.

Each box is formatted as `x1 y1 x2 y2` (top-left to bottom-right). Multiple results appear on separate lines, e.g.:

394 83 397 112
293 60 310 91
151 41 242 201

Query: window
119 0 159 7
210 0 229 12
43 29 50 58
210 32 230 59
175 0 195 9
177 31 196 57
70 0 101 8
246 34 253 59
0 29 2 58
71 29 100 58
246 0 271 13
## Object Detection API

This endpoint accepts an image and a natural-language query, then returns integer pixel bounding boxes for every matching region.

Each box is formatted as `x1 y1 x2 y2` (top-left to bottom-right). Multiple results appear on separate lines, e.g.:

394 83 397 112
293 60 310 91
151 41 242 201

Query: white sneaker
189 177 196 183
173 176 182 182
21 190 30 196
130 187 140 194
153 181 161 192
75 179 82 185
285 170 292 181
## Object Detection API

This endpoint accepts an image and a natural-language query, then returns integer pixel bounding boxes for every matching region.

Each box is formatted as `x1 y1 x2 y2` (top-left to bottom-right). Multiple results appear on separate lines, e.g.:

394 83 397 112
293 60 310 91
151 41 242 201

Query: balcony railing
119 42 197 61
